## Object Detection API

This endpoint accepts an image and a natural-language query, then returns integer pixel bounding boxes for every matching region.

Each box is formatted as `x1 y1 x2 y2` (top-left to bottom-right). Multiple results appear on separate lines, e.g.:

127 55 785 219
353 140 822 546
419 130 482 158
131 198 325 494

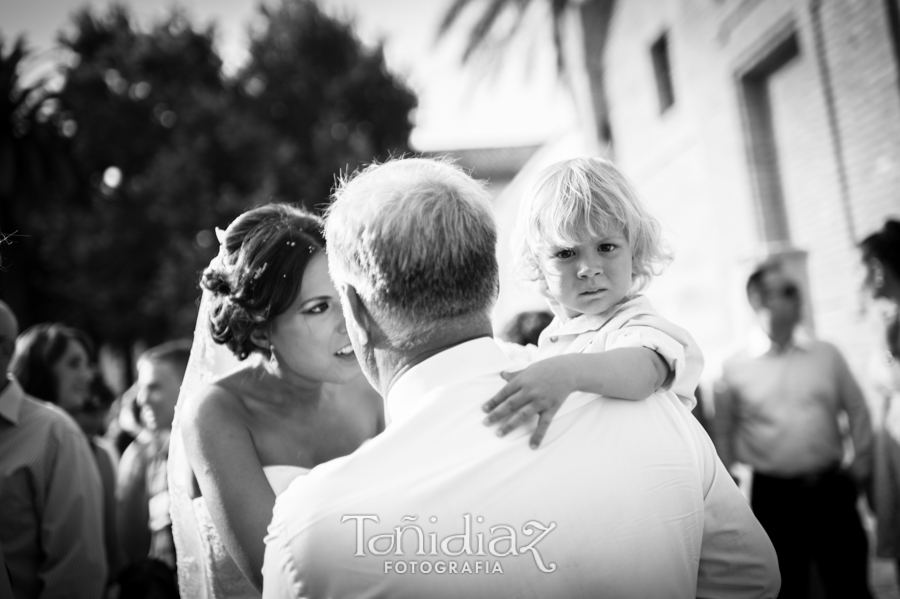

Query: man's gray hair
325 157 499 350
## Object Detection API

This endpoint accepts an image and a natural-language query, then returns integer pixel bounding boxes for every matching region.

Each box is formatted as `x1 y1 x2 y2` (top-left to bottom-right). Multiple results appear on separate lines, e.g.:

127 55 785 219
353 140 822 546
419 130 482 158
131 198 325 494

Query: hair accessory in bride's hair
208 227 235 276
209 227 230 269
253 263 268 281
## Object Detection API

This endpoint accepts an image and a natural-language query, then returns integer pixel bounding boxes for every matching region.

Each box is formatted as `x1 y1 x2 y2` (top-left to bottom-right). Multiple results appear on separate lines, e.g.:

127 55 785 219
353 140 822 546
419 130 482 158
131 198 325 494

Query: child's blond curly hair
513 157 672 294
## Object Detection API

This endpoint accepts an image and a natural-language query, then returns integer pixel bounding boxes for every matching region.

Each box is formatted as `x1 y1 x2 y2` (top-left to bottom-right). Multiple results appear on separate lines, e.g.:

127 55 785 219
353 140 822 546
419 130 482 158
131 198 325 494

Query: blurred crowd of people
0 218 898 599
0 311 187 598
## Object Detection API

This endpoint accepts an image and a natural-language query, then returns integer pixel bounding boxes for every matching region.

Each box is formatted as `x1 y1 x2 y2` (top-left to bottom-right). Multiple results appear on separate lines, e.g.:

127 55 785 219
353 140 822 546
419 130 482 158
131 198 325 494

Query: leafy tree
237 0 417 210
1 0 416 373
44 5 237 355
0 37 88 324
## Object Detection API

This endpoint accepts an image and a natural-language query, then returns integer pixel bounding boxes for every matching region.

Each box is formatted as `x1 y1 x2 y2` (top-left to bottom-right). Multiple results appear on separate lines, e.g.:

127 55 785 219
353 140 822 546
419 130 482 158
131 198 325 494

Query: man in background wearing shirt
116 340 190 572
715 260 874 599
0 301 108 598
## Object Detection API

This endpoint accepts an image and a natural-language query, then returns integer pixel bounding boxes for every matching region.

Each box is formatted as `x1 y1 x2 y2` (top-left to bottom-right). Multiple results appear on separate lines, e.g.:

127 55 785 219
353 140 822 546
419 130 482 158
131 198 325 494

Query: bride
167 203 384 598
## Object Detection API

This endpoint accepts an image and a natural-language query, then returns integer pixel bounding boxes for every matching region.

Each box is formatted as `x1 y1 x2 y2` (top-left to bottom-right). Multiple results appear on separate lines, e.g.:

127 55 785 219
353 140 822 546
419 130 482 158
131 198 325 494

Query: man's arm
688 416 781 599
40 428 108 599
116 441 151 565
831 345 875 483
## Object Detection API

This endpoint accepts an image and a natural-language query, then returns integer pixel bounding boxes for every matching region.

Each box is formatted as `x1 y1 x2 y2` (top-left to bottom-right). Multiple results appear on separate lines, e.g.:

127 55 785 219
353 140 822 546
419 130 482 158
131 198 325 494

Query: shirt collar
541 295 650 341
746 325 814 358
386 337 511 425
0 376 25 426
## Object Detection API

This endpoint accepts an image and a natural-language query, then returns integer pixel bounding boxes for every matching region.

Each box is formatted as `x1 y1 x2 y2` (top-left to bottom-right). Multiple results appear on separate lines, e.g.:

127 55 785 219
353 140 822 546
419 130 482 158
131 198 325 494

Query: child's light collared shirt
535 295 704 410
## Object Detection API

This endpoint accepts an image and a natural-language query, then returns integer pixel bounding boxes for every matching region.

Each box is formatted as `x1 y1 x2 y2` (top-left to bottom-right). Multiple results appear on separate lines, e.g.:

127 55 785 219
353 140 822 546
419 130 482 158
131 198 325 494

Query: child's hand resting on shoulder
482 348 669 449
482 356 577 450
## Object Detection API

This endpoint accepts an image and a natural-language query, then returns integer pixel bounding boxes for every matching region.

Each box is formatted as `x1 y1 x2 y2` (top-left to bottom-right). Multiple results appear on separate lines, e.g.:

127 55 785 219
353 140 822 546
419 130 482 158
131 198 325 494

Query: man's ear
344 283 371 346
249 327 270 351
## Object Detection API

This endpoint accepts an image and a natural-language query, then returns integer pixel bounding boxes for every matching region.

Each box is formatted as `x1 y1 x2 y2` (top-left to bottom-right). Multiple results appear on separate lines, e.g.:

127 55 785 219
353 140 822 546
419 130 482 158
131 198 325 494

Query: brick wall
596 0 900 383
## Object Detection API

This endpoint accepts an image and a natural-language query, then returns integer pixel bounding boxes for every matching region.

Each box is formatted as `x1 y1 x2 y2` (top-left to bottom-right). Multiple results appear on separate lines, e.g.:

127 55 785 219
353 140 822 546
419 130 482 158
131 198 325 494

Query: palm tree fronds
439 0 569 73
550 0 568 72
463 0 517 63
438 0 477 37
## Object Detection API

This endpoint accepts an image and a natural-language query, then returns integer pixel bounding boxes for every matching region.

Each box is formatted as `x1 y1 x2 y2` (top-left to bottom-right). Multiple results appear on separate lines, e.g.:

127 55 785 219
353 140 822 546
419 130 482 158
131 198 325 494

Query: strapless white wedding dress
261 465 309 496
191 466 309 599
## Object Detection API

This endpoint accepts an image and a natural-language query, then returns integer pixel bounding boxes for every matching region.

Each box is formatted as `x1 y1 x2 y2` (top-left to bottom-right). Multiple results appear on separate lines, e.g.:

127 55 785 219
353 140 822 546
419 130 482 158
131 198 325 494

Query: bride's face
267 252 360 384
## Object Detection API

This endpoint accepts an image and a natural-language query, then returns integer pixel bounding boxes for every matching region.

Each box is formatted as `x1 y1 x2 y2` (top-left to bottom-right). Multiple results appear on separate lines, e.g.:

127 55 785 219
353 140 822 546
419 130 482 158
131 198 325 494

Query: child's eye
599 244 617 252
304 301 329 315
554 248 575 259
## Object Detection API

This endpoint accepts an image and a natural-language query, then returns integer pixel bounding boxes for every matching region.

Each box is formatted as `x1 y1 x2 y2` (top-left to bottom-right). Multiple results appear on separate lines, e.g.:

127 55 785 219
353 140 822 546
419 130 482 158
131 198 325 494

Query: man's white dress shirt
0 377 108 599
263 338 779 599
716 331 874 478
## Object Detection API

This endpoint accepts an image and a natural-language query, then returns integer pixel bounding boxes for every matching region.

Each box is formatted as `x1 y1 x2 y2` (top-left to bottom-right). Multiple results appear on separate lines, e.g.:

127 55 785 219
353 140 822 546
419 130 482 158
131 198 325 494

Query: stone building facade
593 0 900 379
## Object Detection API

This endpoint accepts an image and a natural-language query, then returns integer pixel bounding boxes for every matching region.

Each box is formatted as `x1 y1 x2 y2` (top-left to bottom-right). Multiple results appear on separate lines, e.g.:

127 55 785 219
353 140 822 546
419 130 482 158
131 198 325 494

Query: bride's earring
269 344 278 368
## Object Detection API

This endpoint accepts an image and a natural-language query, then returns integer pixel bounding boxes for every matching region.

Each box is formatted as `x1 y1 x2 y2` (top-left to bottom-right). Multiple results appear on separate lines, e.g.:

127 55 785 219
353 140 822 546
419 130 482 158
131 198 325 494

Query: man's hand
482 357 576 449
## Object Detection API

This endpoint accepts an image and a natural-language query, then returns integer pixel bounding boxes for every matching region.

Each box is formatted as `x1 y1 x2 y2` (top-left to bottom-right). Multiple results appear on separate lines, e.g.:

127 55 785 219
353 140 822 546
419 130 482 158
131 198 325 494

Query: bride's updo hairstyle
201 203 325 360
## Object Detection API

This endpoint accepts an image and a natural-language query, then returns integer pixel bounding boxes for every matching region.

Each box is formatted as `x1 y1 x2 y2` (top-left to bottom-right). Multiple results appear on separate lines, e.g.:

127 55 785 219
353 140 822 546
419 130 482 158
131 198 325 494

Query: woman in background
860 218 900 587
11 323 123 584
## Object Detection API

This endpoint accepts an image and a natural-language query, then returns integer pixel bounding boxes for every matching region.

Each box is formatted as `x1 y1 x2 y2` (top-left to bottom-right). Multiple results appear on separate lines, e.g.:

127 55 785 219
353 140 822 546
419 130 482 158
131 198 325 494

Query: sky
1 0 580 150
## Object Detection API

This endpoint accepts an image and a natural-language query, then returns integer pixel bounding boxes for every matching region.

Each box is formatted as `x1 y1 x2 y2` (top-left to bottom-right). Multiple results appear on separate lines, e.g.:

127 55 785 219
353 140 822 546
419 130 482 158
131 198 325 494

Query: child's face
537 228 633 318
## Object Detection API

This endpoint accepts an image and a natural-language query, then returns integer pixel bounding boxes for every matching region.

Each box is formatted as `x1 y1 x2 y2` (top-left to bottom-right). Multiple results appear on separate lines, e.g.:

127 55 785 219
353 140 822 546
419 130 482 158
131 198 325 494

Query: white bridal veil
167 240 241 598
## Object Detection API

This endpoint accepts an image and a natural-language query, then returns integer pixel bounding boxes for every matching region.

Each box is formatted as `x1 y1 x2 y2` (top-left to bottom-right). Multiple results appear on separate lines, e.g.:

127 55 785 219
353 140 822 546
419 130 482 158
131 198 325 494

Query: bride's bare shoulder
182 363 260 429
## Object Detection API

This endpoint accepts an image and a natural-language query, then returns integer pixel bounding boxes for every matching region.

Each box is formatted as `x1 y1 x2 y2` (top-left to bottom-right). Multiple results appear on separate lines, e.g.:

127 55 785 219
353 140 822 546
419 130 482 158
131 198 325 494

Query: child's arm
483 348 669 448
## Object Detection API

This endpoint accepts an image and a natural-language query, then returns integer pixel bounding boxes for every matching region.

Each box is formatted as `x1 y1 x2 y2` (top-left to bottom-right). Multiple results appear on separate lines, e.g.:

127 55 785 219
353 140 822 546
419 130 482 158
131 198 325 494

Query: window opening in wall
737 30 800 245
650 33 675 113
